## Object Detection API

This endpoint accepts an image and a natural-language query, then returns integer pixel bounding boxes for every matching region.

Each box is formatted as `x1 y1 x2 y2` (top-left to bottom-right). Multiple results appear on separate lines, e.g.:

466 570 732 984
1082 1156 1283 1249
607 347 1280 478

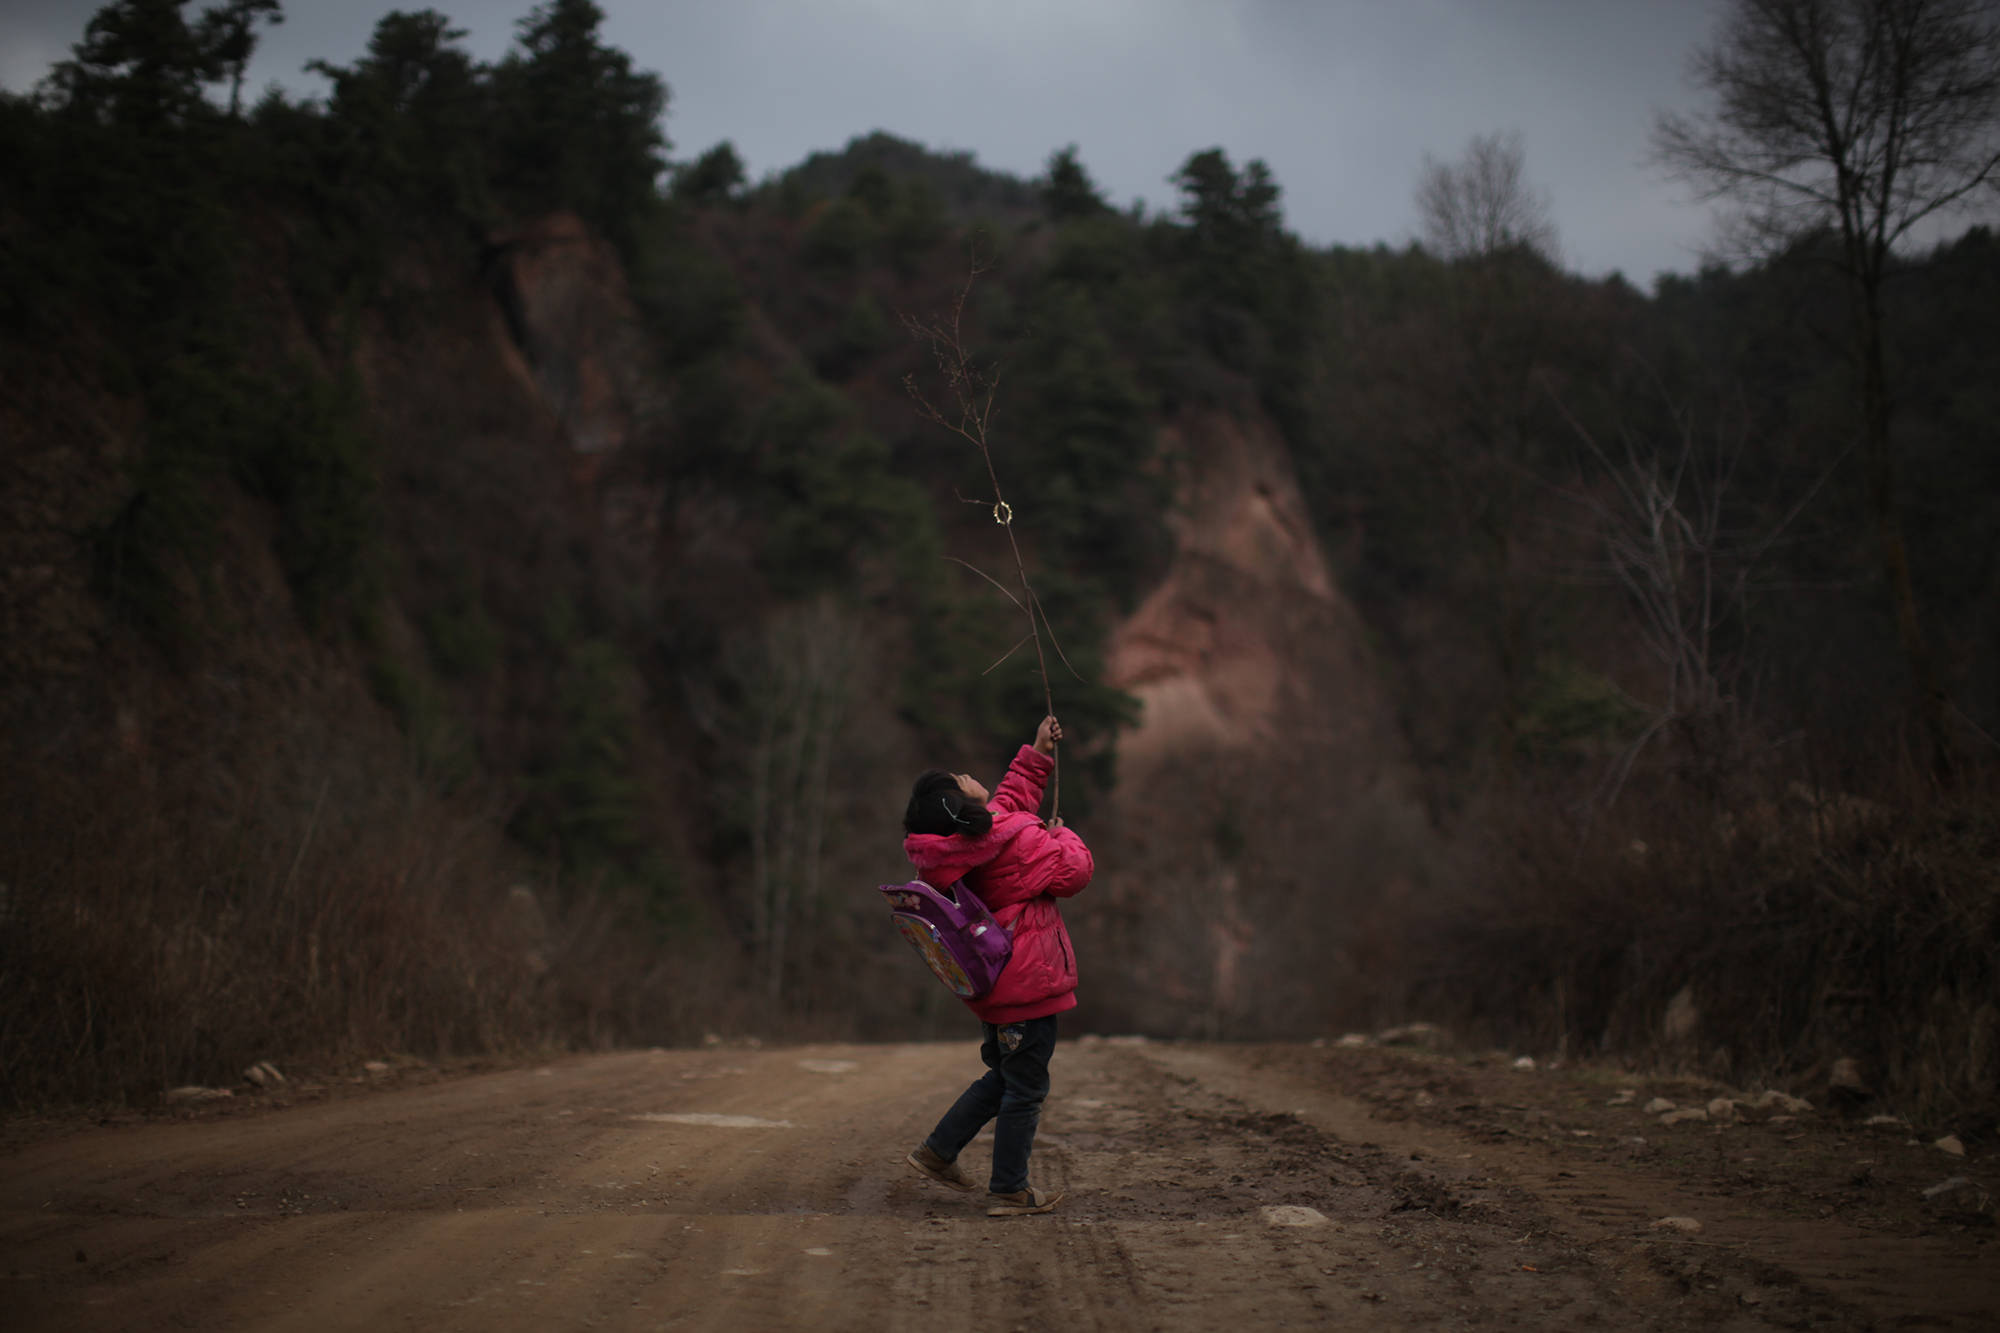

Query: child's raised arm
989 716 1064 816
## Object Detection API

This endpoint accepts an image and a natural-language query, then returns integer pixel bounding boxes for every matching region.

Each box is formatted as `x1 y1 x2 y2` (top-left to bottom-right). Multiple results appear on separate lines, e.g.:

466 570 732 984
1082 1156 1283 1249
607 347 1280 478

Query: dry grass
1398 765 2000 1125
0 698 738 1110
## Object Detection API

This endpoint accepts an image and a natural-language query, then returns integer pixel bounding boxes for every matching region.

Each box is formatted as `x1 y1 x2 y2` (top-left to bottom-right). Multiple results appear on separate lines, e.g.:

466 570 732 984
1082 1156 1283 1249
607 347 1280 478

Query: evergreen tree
307 10 491 229
846 163 896 219
1168 147 1311 428
195 0 281 117
489 0 669 250
1041 144 1107 221
1008 284 1164 606
1172 148 1282 254
46 0 217 132
673 140 746 205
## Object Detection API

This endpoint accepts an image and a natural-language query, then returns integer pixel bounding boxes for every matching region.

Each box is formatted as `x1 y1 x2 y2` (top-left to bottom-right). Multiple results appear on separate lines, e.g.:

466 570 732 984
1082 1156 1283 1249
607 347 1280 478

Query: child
900 714 1093 1217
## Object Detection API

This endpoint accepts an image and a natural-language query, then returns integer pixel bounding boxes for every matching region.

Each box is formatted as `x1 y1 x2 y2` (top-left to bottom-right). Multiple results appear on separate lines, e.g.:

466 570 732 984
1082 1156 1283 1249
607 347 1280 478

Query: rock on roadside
1828 1056 1871 1105
1750 1089 1813 1114
1920 1177 1995 1222
1261 1205 1330 1227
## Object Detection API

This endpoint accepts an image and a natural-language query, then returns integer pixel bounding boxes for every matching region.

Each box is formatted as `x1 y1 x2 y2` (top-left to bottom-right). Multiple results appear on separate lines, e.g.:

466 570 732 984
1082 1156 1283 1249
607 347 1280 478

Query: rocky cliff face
1084 410 1435 1038
1106 410 1406 782
491 212 658 467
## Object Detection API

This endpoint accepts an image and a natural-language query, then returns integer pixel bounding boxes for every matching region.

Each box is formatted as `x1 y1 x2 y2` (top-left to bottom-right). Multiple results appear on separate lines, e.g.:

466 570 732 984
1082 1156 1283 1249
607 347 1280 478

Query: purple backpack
879 878 1014 999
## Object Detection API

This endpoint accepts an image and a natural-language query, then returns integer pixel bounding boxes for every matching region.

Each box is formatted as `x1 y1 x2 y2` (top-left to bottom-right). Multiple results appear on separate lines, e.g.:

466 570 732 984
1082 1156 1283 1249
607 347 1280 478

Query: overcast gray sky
3 0 1736 284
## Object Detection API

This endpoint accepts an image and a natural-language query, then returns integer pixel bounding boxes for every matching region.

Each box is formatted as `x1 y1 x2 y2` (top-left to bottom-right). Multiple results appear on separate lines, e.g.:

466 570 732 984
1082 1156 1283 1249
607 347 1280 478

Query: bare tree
1653 0 2000 776
1547 369 1836 809
737 597 866 1007
1415 130 1558 262
1407 132 1566 755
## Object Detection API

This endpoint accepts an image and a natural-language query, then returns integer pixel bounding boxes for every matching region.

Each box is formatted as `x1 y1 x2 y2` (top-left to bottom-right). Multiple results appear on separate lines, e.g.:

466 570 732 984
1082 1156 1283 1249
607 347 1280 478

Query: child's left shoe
906 1144 978 1192
986 1186 1063 1217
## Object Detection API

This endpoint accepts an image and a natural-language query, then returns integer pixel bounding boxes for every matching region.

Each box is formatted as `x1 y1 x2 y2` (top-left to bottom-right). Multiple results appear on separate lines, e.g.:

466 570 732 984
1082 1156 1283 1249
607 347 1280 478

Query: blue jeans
924 1015 1058 1194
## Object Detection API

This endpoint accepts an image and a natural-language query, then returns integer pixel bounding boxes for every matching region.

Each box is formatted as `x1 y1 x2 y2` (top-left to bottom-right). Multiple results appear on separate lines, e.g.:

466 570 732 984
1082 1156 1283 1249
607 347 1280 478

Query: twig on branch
982 633 1036 677
946 555 1030 617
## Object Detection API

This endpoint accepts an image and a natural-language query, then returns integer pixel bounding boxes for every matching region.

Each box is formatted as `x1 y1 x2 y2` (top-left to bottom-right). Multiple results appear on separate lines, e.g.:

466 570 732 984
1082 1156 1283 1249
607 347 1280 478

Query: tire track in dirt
1050 1039 1637 1327
6 1044 1161 1331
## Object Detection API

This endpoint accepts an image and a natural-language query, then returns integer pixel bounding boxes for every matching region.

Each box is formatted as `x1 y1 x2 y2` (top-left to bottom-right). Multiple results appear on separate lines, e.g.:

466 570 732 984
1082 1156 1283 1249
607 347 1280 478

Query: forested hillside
3 0 1994 1122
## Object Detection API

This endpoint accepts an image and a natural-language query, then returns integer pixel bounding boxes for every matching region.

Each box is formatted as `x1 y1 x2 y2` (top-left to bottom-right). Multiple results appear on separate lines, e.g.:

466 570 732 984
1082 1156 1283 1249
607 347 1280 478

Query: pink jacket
902 745 1094 1023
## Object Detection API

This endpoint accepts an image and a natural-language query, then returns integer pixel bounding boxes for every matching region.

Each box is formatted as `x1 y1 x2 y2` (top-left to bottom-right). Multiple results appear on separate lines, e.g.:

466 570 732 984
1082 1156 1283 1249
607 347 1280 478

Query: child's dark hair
904 769 993 837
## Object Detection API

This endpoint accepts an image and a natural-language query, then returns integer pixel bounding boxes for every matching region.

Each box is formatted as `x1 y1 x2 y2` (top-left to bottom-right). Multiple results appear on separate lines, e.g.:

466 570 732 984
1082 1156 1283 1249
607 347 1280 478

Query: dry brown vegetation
1397 764 2000 1126
0 688 754 1106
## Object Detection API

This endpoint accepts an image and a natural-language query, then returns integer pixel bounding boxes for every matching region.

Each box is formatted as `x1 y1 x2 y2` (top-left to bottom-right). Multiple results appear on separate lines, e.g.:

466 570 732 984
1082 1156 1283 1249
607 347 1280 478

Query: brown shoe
906 1144 978 1192
986 1186 1063 1217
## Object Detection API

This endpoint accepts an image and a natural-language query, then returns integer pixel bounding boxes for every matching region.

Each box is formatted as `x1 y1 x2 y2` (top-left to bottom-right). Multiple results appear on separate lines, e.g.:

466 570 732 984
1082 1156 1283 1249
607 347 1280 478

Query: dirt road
3 1038 1993 1331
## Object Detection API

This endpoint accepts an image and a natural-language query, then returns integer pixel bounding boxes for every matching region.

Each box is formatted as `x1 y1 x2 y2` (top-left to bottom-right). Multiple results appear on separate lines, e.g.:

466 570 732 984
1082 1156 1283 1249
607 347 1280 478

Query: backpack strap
951 877 1021 934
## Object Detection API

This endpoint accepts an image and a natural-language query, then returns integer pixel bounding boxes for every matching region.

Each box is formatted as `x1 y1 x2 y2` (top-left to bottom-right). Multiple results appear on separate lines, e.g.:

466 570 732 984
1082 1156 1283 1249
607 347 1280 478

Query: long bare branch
909 261 1077 815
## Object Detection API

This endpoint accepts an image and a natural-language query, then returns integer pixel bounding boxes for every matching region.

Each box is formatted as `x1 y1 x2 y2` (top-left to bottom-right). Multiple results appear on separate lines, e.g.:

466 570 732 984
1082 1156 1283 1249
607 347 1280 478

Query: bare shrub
0 687 728 1108
535 879 747 1051
1401 767 2000 1122
1077 741 1448 1043
0 736 508 1104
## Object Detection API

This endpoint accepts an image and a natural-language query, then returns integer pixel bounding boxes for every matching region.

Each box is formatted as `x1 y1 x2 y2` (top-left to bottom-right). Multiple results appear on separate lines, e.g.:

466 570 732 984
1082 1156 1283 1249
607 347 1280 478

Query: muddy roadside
1267 1038 1995 1238
1166 1036 1996 1327
0 1050 522 1156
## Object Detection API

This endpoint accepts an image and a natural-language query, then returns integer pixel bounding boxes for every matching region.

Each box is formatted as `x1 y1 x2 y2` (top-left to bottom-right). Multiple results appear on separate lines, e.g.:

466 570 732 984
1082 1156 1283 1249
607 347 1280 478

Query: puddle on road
797 1059 859 1074
631 1112 797 1129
